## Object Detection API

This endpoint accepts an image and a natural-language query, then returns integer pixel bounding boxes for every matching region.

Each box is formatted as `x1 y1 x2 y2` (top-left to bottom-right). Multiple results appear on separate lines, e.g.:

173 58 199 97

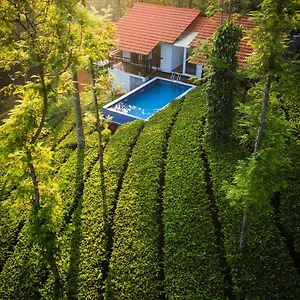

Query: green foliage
205 139 300 299
87 0 263 20
0 227 48 300
0 104 80 273
76 120 143 300
203 122 300 300
205 0 264 16
0 105 96 299
274 62 300 136
247 0 299 78
228 91 292 215
0 84 62 275
279 138 300 254
274 63 300 254
0 192 28 271
205 20 242 145
163 87 226 299
107 100 182 299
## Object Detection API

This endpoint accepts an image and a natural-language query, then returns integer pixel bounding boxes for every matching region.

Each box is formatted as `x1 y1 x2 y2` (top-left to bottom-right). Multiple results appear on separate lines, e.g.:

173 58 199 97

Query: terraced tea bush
107 100 182 299
164 87 226 299
77 120 144 300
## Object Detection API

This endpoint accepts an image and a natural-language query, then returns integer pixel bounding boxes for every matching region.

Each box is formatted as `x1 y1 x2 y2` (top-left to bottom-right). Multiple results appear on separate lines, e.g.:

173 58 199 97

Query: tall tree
229 0 299 249
205 19 242 145
60 2 115 150
81 1 115 232
0 1 78 293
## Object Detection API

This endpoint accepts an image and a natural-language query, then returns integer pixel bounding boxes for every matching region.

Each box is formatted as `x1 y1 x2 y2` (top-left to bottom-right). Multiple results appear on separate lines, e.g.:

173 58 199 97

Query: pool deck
149 71 198 85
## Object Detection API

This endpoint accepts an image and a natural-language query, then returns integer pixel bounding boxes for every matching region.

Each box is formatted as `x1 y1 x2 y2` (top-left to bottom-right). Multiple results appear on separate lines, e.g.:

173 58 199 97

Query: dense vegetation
0 0 300 299
0 83 299 298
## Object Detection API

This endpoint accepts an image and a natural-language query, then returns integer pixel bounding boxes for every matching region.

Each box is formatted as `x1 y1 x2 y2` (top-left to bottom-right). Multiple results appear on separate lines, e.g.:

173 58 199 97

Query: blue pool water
108 79 191 120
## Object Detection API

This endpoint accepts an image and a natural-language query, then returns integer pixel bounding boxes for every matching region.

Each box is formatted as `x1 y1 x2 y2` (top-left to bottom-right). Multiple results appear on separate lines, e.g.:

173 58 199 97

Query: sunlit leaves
247 0 299 78
228 90 292 215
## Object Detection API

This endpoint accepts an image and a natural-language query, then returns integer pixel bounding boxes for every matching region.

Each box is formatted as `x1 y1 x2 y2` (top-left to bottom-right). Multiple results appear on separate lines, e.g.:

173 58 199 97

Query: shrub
107 100 182 299
279 138 300 253
205 136 300 299
163 87 226 299
77 120 144 300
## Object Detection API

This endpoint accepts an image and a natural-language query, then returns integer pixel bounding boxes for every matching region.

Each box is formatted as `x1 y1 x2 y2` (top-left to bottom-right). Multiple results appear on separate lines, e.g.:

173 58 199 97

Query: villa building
108 3 255 92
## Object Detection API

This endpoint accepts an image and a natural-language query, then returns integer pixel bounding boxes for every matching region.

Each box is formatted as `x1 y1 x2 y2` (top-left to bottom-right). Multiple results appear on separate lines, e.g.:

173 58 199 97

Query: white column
182 47 187 74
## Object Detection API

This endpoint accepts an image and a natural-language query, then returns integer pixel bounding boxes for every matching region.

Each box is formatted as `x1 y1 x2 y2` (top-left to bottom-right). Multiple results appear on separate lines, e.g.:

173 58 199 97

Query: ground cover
76 120 144 299
279 137 300 255
107 99 182 299
163 88 226 299
204 134 300 299
0 131 99 299
0 85 299 299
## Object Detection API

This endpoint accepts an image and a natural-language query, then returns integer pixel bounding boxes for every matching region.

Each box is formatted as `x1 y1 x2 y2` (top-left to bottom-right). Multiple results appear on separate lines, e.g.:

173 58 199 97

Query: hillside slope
0 87 299 299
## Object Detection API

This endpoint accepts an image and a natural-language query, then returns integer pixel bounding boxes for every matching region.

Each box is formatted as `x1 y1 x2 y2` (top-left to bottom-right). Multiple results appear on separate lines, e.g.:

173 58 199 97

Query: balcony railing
108 50 160 77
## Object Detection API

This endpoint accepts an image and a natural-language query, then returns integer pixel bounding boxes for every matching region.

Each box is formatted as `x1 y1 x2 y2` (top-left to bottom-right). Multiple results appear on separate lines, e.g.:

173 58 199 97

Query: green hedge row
76 120 144 300
42 110 75 149
52 118 97 169
0 116 79 273
279 138 300 254
0 225 48 300
107 100 182 299
205 137 300 298
0 132 99 299
0 131 78 274
54 132 99 228
163 88 226 299
0 191 29 271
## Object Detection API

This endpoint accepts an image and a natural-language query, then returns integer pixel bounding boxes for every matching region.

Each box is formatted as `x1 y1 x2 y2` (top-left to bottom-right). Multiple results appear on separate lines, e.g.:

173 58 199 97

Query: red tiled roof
116 3 200 55
188 13 255 66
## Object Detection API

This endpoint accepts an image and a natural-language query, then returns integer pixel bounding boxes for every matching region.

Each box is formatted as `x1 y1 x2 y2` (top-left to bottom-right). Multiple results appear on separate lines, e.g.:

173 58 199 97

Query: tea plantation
0 87 299 299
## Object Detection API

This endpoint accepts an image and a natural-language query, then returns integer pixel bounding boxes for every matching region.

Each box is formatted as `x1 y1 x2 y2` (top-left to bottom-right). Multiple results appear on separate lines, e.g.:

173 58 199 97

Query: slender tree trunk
254 75 271 154
41 240 61 298
72 71 85 150
89 58 108 231
90 59 104 168
240 75 272 249
228 0 233 20
27 66 62 290
220 0 224 25
240 209 250 249
26 145 62 293
32 66 48 144
26 148 40 209
53 262 61 298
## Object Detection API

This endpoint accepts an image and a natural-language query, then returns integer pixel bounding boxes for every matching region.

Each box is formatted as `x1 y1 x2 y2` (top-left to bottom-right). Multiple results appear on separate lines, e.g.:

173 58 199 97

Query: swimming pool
103 77 195 124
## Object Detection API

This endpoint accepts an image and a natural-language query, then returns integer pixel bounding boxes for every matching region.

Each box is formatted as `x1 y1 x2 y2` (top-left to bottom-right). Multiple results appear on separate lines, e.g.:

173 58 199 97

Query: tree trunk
240 75 271 249
254 75 271 153
89 58 108 231
220 0 224 25
240 209 250 249
32 66 48 144
26 148 40 209
228 0 233 19
72 72 85 150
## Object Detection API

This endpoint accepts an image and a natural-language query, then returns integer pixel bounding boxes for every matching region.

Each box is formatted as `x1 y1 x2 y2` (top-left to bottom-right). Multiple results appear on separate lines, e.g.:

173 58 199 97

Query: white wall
172 46 184 70
196 65 203 78
160 43 173 72
108 69 146 93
